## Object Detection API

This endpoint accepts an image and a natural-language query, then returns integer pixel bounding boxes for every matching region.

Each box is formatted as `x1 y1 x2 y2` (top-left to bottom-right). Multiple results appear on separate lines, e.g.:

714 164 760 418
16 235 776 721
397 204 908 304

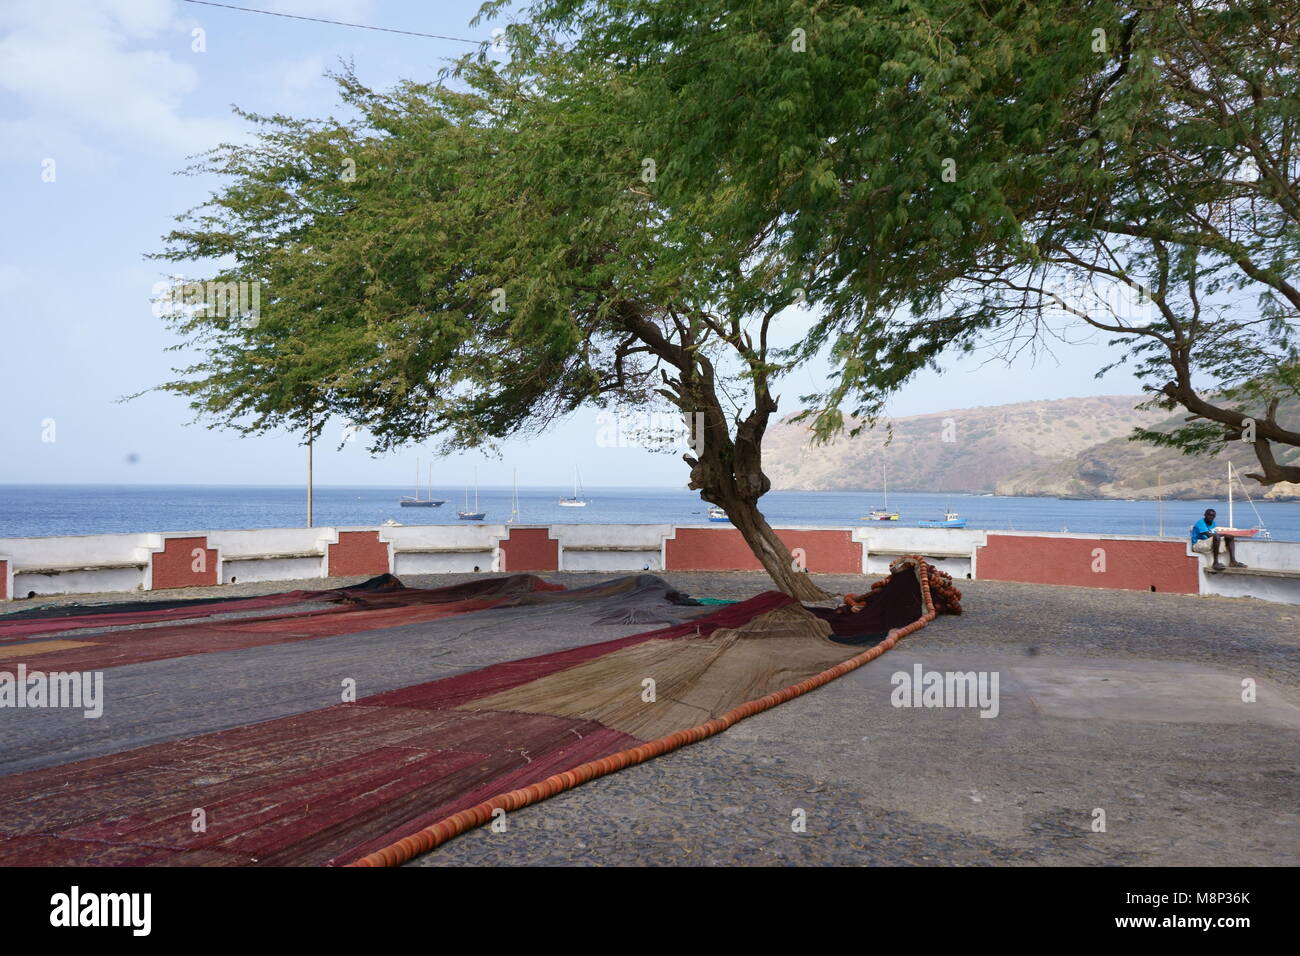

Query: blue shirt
1190 517 1216 544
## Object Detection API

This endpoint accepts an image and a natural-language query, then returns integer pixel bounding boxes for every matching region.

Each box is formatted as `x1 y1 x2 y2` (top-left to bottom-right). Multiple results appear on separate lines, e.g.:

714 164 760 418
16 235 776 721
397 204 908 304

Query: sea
1 484 1297 542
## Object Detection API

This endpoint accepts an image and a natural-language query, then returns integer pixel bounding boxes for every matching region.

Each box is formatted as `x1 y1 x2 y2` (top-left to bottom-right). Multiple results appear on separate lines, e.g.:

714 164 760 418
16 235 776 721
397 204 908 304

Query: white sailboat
506 469 520 524
1219 461 1269 538
558 467 587 507
863 458 899 520
457 467 486 521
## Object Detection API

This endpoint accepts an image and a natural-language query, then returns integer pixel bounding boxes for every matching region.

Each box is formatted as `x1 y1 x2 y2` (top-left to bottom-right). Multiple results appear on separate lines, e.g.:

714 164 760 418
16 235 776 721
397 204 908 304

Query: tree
153 58 832 599
505 0 1298 487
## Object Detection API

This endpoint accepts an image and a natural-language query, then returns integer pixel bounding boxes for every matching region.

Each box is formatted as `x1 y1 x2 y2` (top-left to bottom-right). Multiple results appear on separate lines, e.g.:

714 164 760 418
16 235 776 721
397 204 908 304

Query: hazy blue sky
1 0 1150 489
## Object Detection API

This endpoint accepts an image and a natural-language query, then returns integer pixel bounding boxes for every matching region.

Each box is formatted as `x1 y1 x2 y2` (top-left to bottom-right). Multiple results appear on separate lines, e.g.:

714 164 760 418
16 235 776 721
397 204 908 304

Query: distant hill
763 395 1300 501
1000 398 1300 501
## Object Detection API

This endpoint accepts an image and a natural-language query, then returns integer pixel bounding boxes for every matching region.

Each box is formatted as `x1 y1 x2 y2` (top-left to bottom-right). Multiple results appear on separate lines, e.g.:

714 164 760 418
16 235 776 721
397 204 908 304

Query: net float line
346 557 938 867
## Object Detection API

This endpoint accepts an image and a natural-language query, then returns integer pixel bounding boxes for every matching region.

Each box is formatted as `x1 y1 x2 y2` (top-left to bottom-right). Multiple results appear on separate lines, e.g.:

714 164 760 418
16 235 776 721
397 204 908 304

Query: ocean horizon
2 483 1296 542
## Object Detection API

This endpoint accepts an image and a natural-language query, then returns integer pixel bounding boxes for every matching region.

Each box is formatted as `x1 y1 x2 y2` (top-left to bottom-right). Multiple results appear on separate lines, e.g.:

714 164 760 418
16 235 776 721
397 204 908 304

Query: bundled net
838 557 963 617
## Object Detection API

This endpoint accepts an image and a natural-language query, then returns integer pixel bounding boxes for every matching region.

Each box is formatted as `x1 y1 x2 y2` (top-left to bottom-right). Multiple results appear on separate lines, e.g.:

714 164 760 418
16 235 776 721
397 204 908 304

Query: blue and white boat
707 507 731 523
917 512 967 529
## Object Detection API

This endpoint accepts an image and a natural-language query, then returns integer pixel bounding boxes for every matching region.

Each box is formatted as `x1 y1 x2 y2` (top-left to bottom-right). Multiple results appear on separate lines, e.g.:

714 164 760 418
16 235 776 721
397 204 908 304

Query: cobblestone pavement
411 573 1299 866
6 571 1297 866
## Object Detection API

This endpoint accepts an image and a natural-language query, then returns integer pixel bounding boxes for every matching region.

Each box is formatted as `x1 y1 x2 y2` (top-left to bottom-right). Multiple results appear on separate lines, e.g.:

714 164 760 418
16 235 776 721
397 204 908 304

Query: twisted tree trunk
682 361 832 603
709 490 830 602
617 301 834 602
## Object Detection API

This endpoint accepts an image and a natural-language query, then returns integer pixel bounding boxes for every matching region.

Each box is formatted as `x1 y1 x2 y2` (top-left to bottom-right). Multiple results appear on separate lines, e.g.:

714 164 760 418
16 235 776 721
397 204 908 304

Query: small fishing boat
399 459 446 507
558 467 587 507
917 511 967 529
707 507 731 523
457 468 486 521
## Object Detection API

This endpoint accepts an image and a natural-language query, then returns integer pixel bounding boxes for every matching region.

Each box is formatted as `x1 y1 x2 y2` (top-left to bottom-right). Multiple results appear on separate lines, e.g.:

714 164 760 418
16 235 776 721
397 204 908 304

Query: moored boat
400 459 447 507
558 467 587 507
457 468 486 521
861 458 899 521
917 512 967 529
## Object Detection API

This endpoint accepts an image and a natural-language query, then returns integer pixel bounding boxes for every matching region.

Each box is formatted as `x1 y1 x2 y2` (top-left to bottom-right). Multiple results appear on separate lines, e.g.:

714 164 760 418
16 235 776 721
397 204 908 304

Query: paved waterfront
4 572 1297 866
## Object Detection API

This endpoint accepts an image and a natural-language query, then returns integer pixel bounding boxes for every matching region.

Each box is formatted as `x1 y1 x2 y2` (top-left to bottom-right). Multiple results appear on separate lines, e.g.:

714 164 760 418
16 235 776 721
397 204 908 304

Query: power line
179 0 482 44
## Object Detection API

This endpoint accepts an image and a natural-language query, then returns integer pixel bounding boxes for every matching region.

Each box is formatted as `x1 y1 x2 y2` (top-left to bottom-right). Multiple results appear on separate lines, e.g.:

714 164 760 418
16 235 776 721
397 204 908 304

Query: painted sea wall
1 524 1297 604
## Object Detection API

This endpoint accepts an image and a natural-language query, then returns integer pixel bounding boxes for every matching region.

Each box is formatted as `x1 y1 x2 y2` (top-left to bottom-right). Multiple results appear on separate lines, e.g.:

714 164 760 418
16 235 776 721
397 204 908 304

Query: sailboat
457 467 486 521
399 459 446 507
558 467 588 507
1217 461 1269 538
862 458 899 520
506 469 520 524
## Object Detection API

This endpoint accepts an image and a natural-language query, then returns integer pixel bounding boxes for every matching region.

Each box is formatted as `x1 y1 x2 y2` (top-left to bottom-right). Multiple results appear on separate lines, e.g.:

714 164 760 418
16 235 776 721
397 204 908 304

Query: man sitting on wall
1190 508 1247 572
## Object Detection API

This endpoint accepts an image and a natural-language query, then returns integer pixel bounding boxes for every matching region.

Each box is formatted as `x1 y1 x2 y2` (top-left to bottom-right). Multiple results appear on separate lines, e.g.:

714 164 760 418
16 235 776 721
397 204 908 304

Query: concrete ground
5 571 1298 866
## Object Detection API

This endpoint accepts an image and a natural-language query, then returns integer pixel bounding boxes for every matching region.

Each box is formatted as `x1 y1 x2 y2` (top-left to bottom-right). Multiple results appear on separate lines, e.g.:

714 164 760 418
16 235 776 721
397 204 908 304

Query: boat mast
1228 461 1234 528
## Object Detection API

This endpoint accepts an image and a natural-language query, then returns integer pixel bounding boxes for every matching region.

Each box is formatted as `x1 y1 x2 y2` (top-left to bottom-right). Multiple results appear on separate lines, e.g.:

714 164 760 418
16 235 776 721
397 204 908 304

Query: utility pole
306 409 314 528
1157 473 1163 537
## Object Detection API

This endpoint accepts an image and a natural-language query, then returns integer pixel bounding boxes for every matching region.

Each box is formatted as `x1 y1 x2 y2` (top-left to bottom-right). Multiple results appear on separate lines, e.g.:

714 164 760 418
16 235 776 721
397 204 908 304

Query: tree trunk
682 376 835 603
717 493 833 603
614 302 837 602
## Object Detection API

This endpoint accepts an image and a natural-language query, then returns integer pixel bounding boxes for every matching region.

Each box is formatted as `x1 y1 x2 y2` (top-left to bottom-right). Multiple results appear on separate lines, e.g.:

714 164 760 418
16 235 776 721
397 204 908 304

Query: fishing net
0 561 952 866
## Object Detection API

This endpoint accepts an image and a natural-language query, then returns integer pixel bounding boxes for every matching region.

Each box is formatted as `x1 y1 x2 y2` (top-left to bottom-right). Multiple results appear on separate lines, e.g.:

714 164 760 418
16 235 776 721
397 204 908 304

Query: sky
0 0 1152 489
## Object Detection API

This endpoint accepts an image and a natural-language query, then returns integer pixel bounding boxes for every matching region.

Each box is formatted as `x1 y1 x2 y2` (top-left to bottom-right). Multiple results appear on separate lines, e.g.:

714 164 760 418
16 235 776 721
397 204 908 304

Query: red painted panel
976 534 1199 594
666 527 861 574
328 531 390 577
0 560 7 600
152 536 218 590
499 527 558 572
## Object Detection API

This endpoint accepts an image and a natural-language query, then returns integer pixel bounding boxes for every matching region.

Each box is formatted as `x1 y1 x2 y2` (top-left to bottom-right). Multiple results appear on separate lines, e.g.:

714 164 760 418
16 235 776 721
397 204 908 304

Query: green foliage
155 59 685 450
154 0 1297 489
504 0 1299 478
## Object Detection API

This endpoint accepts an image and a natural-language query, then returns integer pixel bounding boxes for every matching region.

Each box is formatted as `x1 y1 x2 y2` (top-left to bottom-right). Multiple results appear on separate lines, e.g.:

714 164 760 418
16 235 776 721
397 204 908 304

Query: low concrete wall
853 526 986 578
1 524 1297 605
665 526 862 574
381 523 502 575
1199 538 1300 603
15 564 146 599
499 527 559 573
554 524 672 572
0 532 154 597
151 535 219 590
975 532 1202 594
